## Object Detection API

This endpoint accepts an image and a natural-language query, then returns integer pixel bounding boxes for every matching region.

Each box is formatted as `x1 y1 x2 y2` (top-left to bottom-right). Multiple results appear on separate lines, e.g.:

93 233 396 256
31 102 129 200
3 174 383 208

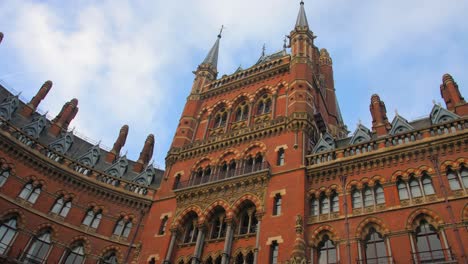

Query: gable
49 132 74 154
430 104 459 125
105 156 128 178
77 145 101 168
389 115 414 135
0 95 19 121
349 124 372 145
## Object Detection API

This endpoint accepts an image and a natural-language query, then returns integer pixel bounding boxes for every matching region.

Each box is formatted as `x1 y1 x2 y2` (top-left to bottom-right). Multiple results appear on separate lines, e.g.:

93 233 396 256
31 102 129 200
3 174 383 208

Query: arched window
270 240 279 264
447 169 461 190
374 183 385 205
209 208 226 240
213 108 228 128
277 148 285 166
244 156 254 173
235 101 249 122
235 253 244 264
23 230 52 263
50 197 72 217
319 193 329 214
273 194 282 216
397 178 409 200
363 227 388 263
421 174 435 195
183 214 198 243
245 251 254 264
317 235 337 264
63 243 85 264
18 183 41 204
254 154 263 171
415 220 445 263
0 167 10 187
409 177 422 198
363 185 374 207
206 256 214 264
100 251 118 264
351 188 362 209
310 196 319 216
215 255 223 264
256 94 272 115
460 166 468 188
82 209 102 229
238 205 257 235
330 192 339 213
173 174 181 190
228 160 236 177
113 218 132 238
0 217 17 254
158 216 168 235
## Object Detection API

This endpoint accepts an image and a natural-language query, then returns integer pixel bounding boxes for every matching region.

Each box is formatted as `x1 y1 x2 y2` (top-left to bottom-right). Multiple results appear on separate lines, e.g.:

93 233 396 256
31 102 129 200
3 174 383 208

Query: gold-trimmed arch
231 93 251 106
67 235 91 255
191 157 214 171
232 193 263 215
355 217 390 239
99 245 124 264
406 208 444 230
252 86 274 101
0 208 26 229
202 199 233 220
173 205 204 228
208 100 231 116
0 157 16 175
241 142 267 158
216 149 240 164
346 180 361 192
33 223 59 241
371 175 387 185
310 225 339 247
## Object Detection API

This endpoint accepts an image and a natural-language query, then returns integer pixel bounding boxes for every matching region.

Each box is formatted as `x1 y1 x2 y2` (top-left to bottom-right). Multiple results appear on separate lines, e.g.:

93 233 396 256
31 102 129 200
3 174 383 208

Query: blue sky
0 0 467 168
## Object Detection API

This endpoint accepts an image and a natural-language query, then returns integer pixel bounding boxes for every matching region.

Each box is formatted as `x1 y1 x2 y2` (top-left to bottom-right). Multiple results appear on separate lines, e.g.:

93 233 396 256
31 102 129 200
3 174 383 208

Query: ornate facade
0 2 467 264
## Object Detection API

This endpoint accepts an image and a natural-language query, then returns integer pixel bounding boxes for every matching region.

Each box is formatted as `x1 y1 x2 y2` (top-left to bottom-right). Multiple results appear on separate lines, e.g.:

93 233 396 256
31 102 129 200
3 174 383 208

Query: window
409 177 422 198
18 183 41 204
209 213 226 239
23 230 52 263
0 217 17 254
415 221 445 263
363 185 374 207
63 243 85 264
352 188 362 208
317 235 337 264
277 148 285 166
310 196 319 216
447 169 461 190
113 218 132 238
270 240 279 264
397 178 409 200
421 175 435 195
374 183 385 205
173 174 181 190
319 194 329 214
238 205 257 235
330 192 339 213
183 218 198 243
363 227 388 264
235 101 249 122
213 108 228 128
461 166 468 188
158 216 168 235
0 167 10 187
256 94 272 115
50 197 72 217
100 251 118 264
273 194 282 216
82 209 102 229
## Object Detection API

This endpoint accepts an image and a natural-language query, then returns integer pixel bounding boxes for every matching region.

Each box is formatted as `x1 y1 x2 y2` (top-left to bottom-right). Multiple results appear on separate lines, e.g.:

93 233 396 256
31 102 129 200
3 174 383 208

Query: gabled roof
349 124 372 145
256 50 287 65
312 132 335 154
105 156 128 178
389 115 414 135
132 165 157 186
76 144 101 168
430 104 460 125
21 114 47 139
0 95 19 121
48 131 74 154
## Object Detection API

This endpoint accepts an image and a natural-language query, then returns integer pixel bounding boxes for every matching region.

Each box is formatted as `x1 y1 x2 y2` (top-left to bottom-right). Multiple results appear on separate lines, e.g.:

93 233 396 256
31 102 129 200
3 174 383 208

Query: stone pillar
221 220 234 264
192 226 206 264
164 230 178 263
253 218 262 264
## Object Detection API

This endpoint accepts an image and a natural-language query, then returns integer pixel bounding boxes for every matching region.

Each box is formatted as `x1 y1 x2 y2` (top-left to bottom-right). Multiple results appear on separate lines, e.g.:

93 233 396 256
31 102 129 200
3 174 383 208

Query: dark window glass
318 235 337 264
352 188 362 208
159 216 168 235
277 148 285 166
100 251 118 264
24 231 51 263
447 169 462 190
421 175 435 195
64 244 85 264
415 221 445 263
0 217 17 255
270 241 279 264
364 228 387 264
409 177 422 197
397 179 409 200
273 194 282 216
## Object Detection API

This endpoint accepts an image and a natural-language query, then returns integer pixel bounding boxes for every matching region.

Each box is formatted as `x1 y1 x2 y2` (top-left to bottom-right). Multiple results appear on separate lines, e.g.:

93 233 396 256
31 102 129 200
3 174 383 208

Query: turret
289 1 316 61
106 125 129 163
319 49 337 123
440 73 468 115
21 81 53 117
134 134 155 173
370 94 391 137
49 98 78 136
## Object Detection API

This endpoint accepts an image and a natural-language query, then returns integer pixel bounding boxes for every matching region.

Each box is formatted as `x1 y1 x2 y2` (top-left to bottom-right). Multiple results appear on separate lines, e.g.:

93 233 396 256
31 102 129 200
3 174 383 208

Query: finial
395 109 399 117
432 99 436 105
262 44 266 57
300 0 304 5
283 36 287 50
358 119 362 126
218 25 224 38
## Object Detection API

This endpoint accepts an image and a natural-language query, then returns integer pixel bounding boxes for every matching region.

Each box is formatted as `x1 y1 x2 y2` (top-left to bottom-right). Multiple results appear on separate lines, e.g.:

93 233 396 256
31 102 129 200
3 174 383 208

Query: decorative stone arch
202 199 233 220
275 80 288 93
454 157 468 169
0 208 26 229
241 142 267 159
173 206 204 228
310 225 339 247
232 246 255 258
0 157 16 175
67 235 91 255
391 170 410 182
208 100 231 116
355 217 390 240
406 208 444 230
98 245 124 264
415 165 434 176
33 223 59 241
462 204 468 224
231 93 251 106
232 194 264 216
216 149 240 164
175 255 189 264
203 250 223 262
191 157 214 171
440 160 457 172
371 175 387 185
252 86 274 101
346 180 362 192
328 183 342 193
360 177 373 187
196 107 210 120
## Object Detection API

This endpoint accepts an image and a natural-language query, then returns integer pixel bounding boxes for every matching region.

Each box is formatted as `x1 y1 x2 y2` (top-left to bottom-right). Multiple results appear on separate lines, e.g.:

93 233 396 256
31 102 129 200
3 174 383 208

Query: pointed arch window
460 166 468 188
363 185 374 207
235 253 244 264
447 169 461 190
319 193 329 214
113 218 132 238
269 240 279 264
310 196 319 216
0 167 10 187
317 235 337 264
50 197 72 217
238 206 257 235
421 174 435 195
173 174 181 190
351 187 362 209
213 108 228 128
273 194 282 216
397 178 409 200
183 217 198 243
18 182 41 204
100 251 118 264
63 243 85 264
415 220 445 263
0 217 17 254
363 227 388 263
330 191 339 213
374 183 385 205
23 230 52 263
209 214 226 239
235 101 249 122
82 209 102 229
256 94 272 115
409 176 422 198
277 148 285 166
158 216 168 235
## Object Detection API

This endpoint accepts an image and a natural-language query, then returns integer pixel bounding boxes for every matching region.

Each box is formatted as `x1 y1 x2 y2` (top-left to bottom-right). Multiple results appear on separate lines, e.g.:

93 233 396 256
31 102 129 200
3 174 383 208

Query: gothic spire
295 1 309 29
202 26 223 70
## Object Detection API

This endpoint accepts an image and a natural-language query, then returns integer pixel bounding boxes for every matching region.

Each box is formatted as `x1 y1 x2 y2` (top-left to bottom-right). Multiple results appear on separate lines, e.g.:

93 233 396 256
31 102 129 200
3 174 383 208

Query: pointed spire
295 1 309 29
202 26 223 69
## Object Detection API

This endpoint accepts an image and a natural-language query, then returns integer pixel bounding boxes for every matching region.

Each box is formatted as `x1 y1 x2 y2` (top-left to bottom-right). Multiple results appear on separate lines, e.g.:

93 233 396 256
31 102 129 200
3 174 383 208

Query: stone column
221 220 234 264
192 225 206 264
164 230 178 263
253 217 262 264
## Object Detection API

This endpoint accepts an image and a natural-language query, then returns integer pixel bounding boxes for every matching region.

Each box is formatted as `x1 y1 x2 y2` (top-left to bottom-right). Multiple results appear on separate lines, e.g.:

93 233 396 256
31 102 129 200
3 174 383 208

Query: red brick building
0 2 467 264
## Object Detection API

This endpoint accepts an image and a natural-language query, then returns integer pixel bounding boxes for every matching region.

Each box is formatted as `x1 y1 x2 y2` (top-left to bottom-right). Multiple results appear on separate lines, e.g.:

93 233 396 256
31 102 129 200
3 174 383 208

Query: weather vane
262 44 266 56
218 25 224 38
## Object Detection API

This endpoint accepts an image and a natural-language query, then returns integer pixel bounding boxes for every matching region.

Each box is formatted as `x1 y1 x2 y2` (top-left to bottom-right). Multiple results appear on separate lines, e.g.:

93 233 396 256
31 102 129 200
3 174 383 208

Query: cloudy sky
0 0 467 167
